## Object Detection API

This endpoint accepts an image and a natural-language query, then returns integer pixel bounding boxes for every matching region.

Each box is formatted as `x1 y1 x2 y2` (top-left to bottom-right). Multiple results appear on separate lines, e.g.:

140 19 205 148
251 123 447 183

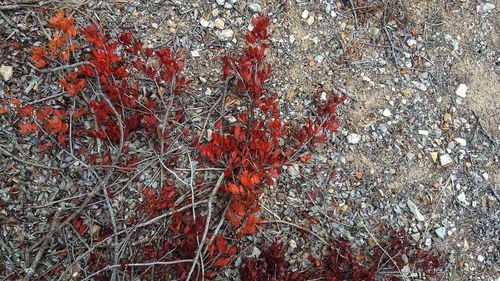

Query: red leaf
214 257 231 267
19 122 37 135
17 105 33 118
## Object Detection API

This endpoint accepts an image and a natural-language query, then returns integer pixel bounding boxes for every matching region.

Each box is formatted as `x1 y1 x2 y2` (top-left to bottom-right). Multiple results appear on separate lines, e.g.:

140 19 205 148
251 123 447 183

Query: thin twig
363 225 408 281
186 172 225 281
26 209 62 277
202 200 231 257
259 219 330 245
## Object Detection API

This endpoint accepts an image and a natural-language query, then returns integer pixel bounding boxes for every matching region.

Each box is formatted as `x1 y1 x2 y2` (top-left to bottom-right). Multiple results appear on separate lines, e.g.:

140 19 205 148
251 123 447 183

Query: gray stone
407 199 425 222
435 227 446 238
248 3 261 13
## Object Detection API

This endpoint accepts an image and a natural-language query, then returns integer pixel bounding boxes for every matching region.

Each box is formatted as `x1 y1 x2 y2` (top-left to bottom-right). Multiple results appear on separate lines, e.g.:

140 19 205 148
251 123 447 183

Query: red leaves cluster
58 71 87 96
32 10 76 68
139 182 177 218
200 14 347 238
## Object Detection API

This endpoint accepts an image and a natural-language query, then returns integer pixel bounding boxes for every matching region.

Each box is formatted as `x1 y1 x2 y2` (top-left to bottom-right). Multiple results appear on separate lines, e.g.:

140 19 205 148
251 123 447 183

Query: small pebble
217 29 234 41
248 3 261 13
407 199 425 222
440 154 453 167
456 192 466 203
190 50 200 57
455 84 468 98
382 108 392 117
0 65 13 81
301 10 309 19
454 137 466 146
435 227 446 238
347 133 361 144
306 16 315 25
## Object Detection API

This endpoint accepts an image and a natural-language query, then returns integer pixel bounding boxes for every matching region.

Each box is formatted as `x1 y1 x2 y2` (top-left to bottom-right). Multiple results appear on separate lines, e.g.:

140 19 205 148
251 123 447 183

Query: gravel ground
0 0 498 280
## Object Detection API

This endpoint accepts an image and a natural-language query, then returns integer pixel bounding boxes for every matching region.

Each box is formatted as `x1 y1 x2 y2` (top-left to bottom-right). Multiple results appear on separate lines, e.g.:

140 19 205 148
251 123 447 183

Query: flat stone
407 199 425 222
454 137 467 146
439 154 453 167
435 227 446 238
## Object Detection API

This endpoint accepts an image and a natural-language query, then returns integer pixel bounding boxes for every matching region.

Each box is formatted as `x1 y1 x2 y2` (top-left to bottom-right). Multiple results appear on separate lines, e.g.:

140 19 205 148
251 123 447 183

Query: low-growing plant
4 9 443 280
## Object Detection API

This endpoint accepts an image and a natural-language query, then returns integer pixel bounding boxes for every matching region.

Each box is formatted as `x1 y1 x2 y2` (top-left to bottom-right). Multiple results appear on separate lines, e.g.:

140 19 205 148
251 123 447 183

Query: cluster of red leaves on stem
199 14 346 238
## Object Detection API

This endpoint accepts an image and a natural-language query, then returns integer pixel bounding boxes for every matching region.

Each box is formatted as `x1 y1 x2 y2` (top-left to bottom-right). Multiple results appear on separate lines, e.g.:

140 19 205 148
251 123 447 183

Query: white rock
320 91 327 101
406 38 417 47
477 255 485 262
382 108 392 117
456 192 467 203
306 16 315 25
216 0 225 5
287 165 300 178
347 133 361 144
455 84 468 98
407 199 426 222
315 55 324 64
289 35 295 44
190 50 200 57
151 22 159 29
224 2 233 9
214 18 225 29
204 88 212 96
199 18 210 28
330 11 337 18
217 29 234 41
454 137 466 146
477 3 495 13
439 154 453 167
289 239 297 249
248 3 261 13
418 130 429 136
301 10 309 19
435 227 446 238
0 65 13 81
